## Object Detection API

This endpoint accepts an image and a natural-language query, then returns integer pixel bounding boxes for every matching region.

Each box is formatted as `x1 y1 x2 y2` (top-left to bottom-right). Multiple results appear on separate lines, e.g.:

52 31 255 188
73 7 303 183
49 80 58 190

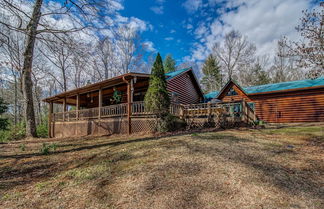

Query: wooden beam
99 88 102 119
127 79 132 134
48 102 53 138
76 94 80 120
63 97 66 121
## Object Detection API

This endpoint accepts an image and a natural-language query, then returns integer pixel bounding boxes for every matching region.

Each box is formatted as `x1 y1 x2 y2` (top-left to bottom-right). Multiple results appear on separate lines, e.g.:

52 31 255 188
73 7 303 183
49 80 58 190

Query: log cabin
43 68 204 137
204 77 324 123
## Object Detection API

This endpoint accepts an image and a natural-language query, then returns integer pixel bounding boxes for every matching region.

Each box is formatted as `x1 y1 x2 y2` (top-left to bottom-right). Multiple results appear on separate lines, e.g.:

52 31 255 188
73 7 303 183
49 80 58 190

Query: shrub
40 143 57 155
0 122 26 142
157 114 186 132
36 123 48 138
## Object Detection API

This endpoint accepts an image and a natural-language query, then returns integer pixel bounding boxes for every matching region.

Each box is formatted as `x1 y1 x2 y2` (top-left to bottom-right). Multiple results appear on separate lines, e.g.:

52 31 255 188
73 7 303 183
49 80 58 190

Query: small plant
19 144 26 151
191 133 198 137
40 143 57 155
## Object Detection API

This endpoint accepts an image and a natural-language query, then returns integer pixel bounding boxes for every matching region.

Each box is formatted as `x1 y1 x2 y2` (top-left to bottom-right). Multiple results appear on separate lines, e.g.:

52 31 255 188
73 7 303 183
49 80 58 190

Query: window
171 92 179 103
248 102 255 110
234 103 242 113
226 88 238 96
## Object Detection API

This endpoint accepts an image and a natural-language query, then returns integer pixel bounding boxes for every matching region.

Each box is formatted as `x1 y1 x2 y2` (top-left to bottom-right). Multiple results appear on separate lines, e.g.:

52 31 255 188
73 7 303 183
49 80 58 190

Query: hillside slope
0 124 323 209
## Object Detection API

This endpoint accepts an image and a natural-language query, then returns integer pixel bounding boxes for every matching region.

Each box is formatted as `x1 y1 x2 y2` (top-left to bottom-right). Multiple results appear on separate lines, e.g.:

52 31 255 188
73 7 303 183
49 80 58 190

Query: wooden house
43 68 203 137
204 77 324 123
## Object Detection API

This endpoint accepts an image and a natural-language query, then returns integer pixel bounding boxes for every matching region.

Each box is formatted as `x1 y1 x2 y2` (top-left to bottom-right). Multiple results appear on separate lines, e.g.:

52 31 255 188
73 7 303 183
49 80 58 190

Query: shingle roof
165 68 190 80
204 77 324 100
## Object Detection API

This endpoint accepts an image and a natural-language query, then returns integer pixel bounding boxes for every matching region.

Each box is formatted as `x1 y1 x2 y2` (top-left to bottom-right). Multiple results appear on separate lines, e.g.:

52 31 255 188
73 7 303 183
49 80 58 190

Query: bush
157 114 186 132
36 123 48 138
0 122 25 142
40 143 57 155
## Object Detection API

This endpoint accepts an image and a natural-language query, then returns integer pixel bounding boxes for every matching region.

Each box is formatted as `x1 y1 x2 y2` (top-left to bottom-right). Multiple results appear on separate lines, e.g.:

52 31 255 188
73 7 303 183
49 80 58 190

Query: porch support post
76 94 80 120
242 99 246 123
48 102 53 138
63 97 67 121
99 88 102 119
127 80 132 134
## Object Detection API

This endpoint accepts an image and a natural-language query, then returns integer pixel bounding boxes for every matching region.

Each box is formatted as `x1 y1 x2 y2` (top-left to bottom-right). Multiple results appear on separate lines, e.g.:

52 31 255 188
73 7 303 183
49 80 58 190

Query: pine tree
144 53 170 115
251 63 271 85
164 54 176 73
0 97 9 130
201 54 222 92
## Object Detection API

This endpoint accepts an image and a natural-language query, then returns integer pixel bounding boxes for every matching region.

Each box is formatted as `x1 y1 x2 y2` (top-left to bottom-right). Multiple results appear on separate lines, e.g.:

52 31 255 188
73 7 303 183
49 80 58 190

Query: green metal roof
204 77 324 100
244 77 324 94
165 68 191 80
204 91 219 100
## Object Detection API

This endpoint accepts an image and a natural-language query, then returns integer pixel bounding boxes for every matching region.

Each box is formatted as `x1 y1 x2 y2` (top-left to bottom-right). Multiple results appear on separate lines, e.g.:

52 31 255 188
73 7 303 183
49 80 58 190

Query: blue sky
116 0 320 66
120 0 198 63
45 0 320 67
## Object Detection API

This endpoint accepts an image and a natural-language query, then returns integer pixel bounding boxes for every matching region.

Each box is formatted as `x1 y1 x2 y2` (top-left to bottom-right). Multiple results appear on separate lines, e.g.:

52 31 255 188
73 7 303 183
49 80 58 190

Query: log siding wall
250 89 324 123
167 72 202 104
218 82 324 123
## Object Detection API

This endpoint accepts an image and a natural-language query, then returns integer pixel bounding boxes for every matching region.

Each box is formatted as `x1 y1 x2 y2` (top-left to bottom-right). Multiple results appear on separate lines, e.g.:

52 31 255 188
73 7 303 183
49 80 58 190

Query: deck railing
52 100 256 124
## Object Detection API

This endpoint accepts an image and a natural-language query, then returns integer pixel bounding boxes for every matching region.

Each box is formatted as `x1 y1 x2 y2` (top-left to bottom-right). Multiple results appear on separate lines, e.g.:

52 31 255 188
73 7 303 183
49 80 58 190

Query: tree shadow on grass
181 135 324 200
0 147 138 193
0 135 163 160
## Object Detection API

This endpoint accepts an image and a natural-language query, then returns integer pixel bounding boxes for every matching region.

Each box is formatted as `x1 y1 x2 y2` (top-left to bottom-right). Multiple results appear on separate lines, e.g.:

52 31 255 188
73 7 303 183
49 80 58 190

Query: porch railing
52 100 256 124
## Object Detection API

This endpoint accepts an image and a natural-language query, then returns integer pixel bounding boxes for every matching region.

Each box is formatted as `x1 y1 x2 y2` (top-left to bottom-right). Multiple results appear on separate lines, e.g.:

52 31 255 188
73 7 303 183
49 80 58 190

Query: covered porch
44 73 151 137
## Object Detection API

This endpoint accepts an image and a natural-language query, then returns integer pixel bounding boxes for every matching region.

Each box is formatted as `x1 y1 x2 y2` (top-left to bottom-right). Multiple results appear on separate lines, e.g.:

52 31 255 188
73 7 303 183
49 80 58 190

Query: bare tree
283 3 323 78
115 26 143 74
39 35 75 92
0 0 113 136
96 37 115 79
271 38 304 83
70 44 89 88
213 30 256 81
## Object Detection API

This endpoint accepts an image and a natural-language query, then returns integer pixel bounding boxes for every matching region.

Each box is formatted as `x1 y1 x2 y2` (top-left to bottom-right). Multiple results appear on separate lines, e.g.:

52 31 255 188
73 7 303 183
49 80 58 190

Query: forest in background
0 1 322 140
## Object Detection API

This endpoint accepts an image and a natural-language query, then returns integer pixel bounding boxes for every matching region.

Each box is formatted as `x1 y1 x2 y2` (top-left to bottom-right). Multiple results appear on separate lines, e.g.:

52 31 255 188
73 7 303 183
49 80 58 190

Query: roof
244 77 324 94
43 72 150 102
165 68 191 80
44 68 198 103
204 91 219 100
204 77 324 99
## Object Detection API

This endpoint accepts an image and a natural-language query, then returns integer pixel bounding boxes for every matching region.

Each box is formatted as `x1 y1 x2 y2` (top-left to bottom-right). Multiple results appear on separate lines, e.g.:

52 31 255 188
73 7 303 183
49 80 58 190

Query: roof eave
247 85 324 96
42 72 150 103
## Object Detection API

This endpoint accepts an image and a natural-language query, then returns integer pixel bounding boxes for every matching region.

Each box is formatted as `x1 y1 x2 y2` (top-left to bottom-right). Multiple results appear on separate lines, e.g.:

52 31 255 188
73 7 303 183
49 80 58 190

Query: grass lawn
0 123 323 209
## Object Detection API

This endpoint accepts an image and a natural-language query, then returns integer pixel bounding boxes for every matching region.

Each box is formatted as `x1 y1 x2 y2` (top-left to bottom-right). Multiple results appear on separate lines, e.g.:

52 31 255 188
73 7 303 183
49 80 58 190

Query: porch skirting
51 116 157 138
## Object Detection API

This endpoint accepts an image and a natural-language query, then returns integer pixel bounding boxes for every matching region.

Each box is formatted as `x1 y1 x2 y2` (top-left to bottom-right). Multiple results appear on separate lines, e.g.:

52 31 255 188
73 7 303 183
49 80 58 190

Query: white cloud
170 29 176 33
143 41 156 52
165 37 174 41
188 0 312 62
128 17 151 32
150 6 164 15
182 0 203 14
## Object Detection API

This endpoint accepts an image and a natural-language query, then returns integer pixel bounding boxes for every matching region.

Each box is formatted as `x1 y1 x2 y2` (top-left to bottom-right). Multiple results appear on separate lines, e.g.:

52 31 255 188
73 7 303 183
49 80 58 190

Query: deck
49 100 256 137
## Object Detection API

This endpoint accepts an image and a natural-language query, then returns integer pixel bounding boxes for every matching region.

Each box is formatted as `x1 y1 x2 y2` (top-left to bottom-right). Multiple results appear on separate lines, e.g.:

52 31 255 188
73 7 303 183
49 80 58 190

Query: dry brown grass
0 123 323 209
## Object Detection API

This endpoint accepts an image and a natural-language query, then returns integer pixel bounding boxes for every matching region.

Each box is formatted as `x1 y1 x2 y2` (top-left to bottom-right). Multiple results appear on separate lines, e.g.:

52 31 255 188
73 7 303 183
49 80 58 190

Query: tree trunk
14 74 17 126
22 0 43 137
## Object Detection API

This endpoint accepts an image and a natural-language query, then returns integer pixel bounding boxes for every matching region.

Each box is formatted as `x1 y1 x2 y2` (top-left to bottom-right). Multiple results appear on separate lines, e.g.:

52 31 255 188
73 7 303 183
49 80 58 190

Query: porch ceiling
43 72 150 104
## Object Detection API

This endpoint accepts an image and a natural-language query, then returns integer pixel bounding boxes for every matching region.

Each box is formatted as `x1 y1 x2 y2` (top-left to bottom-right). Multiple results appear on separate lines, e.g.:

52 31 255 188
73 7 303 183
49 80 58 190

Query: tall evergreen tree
164 54 176 73
201 54 222 92
0 97 9 130
144 53 170 115
251 63 271 86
